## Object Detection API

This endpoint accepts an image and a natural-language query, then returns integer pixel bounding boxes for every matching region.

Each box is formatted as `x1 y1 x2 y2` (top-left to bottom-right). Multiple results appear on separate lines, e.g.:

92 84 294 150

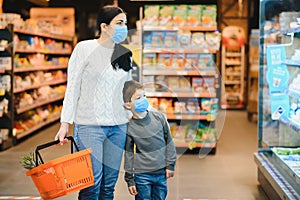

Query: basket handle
35 136 80 166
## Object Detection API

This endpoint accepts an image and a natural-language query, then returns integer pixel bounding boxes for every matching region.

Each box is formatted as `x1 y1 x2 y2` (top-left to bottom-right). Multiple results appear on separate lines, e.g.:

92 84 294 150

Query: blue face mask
134 97 149 112
110 26 128 44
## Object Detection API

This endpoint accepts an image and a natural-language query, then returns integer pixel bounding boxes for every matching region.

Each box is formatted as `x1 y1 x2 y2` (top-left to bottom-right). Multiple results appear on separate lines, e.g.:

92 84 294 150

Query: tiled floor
0 111 269 200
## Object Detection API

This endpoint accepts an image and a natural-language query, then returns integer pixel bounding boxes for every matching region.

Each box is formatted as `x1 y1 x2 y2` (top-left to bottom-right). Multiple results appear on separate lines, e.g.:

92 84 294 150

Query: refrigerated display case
254 0 300 199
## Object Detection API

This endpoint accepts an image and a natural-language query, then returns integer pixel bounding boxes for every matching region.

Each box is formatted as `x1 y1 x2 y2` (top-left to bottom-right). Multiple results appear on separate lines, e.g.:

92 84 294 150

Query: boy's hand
166 169 174 179
128 186 138 195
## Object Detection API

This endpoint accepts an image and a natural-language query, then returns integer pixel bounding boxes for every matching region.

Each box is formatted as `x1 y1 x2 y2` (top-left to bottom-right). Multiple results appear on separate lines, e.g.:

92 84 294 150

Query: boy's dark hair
123 80 144 103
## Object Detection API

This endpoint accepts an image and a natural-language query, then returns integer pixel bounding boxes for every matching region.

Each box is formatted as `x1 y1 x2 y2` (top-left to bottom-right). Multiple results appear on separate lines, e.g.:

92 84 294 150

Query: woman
55 6 132 200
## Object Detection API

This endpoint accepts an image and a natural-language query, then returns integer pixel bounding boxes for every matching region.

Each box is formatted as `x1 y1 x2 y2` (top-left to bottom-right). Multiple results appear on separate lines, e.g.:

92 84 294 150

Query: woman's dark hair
97 6 132 72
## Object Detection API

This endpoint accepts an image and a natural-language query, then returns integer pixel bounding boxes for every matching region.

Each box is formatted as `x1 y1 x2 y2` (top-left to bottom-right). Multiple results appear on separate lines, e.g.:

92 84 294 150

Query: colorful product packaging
143 5 160 26
173 5 187 26
159 5 174 26
187 5 202 26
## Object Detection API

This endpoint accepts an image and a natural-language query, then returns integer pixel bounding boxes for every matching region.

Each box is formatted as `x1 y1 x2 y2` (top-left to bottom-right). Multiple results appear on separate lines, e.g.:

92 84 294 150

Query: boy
122 80 177 200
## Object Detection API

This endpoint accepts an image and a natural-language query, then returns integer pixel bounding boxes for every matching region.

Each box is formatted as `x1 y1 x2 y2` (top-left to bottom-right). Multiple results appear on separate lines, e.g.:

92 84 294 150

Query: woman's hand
54 122 70 145
128 186 138 195
166 169 174 179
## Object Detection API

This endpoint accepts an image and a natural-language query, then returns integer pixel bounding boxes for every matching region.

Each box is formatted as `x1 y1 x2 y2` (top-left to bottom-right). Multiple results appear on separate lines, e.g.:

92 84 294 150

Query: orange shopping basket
26 136 94 199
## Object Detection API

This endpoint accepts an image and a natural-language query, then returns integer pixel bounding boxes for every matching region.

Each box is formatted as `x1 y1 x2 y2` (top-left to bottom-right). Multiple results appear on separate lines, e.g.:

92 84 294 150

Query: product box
198 53 215 69
173 5 187 26
167 77 180 92
158 98 173 113
187 5 202 26
172 53 185 70
143 5 160 26
185 53 198 70
202 77 216 93
205 31 221 50
159 5 174 26
143 32 152 47
163 31 178 48
192 77 204 93
179 77 191 92
143 75 155 92
191 32 206 48
151 31 164 47
143 53 157 69
155 75 168 92
157 53 172 68
201 5 217 27
178 31 191 48
148 97 159 109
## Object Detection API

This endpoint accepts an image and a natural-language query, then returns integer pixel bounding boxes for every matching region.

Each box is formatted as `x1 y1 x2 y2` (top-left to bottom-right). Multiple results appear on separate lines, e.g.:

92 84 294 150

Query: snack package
143 53 156 69
151 31 164 47
155 75 168 92
172 53 185 70
143 32 152 47
178 31 191 48
201 98 211 113
203 77 216 94
179 77 191 92
198 53 215 69
191 32 206 48
185 53 198 70
157 53 172 69
201 5 217 27
159 98 173 113
148 97 159 109
164 31 178 48
192 77 204 93
143 75 155 92
143 5 160 26
159 5 174 26
206 31 221 50
173 5 187 26
167 77 180 92
174 101 187 114
186 98 200 114
187 5 202 26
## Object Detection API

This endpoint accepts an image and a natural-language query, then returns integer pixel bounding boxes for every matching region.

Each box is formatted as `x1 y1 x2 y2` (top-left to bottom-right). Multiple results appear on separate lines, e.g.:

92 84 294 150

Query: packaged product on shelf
171 125 186 140
191 32 206 49
167 77 180 92
203 77 216 94
163 31 178 48
157 53 172 69
143 32 152 47
158 98 173 113
159 5 174 26
143 75 155 92
0 57 12 70
187 5 202 26
174 101 186 114
173 5 187 27
148 97 159 109
155 75 168 92
172 53 185 70
143 53 157 69
178 31 191 48
185 53 198 70
198 53 215 69
151 31 164 47
179 77 191 92
205 31 221 50
143 5 160 26
201 5 217 27
201 98 212 114
186 98 200 114
192 77 204 93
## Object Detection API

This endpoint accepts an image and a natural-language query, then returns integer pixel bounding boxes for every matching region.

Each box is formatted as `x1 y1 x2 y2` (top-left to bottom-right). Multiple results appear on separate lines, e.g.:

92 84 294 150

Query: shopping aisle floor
0 110 269 200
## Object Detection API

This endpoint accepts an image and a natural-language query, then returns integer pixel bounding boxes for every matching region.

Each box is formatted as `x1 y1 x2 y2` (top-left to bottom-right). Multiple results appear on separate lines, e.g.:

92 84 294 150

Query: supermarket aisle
0 110 269 200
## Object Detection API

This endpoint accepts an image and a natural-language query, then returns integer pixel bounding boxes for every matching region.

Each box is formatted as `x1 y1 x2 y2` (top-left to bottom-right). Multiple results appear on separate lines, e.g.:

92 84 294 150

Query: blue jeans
73 124 127 200
134 172 168 200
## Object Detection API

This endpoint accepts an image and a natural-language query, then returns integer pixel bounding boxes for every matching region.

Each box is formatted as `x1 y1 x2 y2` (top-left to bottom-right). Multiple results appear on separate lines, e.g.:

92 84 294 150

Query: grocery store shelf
143 69 216 76
15 49 72 55
146 91 216 98
166 113 214 120
14 79 67 93
143 48 217 54
14 65 68 72
16 95 64 114
143 25 217 32
16 115 60 139
14 28 73 41
174 139 216 148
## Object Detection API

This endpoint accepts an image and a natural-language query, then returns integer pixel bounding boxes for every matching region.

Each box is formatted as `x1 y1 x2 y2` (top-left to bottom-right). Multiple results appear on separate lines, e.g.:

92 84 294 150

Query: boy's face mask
133 97 149 112
110 26 128 44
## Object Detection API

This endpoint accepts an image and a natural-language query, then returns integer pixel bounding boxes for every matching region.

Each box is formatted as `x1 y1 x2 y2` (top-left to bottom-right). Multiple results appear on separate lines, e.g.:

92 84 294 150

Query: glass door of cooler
256 0 300 199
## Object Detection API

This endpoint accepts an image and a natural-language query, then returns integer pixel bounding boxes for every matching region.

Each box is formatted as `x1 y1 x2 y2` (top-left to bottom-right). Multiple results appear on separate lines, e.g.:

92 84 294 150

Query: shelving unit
0 24 73 147
255 1 300 198
140 4 220 154
0 24 14 150
221 26 246 109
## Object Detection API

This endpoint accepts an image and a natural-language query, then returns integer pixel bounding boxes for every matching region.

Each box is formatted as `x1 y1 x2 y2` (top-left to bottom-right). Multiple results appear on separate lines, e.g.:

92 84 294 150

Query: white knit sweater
60 39 132 126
